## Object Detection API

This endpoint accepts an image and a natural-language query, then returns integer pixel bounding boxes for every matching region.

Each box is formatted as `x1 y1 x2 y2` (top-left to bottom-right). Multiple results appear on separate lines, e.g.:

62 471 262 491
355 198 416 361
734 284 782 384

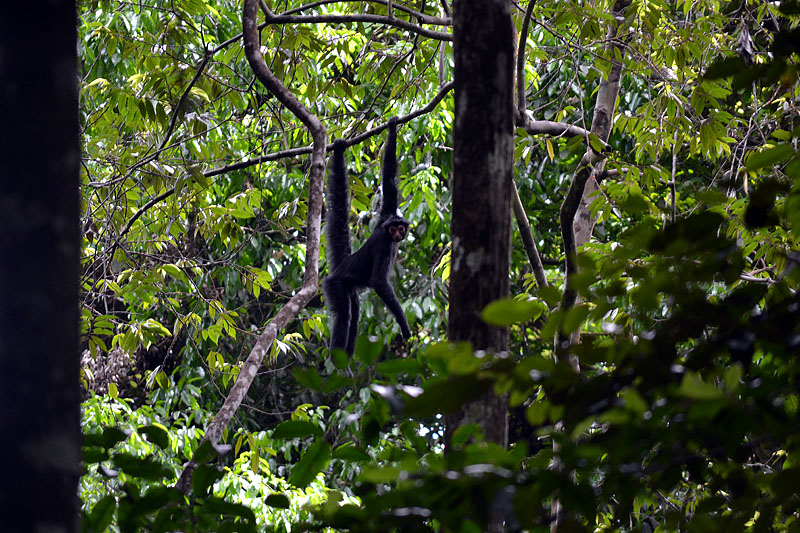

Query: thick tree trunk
0 2 81 531
445 0 514 449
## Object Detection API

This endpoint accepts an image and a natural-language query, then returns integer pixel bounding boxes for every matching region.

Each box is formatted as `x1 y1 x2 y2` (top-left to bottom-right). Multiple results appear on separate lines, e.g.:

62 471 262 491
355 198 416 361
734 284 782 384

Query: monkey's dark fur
323 117 411 355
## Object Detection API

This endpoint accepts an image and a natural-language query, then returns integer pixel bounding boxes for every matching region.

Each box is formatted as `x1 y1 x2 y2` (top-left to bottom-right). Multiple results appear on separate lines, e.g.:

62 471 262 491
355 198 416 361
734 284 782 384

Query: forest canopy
74 0 800 531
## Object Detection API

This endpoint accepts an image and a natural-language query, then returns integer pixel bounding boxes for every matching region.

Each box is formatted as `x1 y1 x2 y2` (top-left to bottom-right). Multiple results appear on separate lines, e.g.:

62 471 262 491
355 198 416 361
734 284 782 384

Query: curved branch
557 0 631 365
281 0 451 25
342 81 454 146
118 82 455 239
175 0 327 493
208 0 451 55
516 0 536 114
265 12 452 41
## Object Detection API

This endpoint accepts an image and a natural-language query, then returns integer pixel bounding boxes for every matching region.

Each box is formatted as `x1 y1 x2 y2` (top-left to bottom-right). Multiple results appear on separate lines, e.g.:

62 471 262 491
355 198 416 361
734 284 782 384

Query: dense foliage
79 0 799 531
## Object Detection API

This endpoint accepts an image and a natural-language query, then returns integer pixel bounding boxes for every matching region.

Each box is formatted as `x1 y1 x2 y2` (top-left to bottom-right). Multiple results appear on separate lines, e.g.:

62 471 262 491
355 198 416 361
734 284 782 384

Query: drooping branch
98 50 212 189
209 0 451 56
175 0 328 493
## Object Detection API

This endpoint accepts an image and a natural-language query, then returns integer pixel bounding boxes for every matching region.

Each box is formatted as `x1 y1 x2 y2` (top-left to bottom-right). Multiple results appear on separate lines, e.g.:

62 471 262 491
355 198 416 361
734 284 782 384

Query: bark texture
0 2 81 530
445 0 515 449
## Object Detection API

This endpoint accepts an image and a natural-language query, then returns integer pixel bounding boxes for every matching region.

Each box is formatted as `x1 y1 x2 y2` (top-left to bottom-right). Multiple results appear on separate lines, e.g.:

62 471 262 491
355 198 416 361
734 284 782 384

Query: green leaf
289 440 331 488
138 424 170 449
620 388 647 414
330 347 350 369
678 372 723 400
160 264 184 280
587 133 606 153
197 497 256 523
83 447 109 464
130 486 183 516
481 298 545 326
332 443 371 462
561 304 591 334
355 335 383 364
192 464 224 496
703 56 746 79
112 453 172 481
745 144 795 171
86 495 116 532
272 420 323 440
192 440 218 465
102 426 128 449
404 375 493 417
526 400 550 425
376 358 423 375
293 367 324 391
265 494 291 509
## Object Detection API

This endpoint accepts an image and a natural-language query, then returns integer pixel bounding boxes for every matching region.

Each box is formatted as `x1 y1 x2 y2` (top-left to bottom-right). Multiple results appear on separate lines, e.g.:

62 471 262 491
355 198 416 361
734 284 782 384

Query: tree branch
516 0 536 115
557 0 631 367
175 0 327 493
281 0 451 25
512 182 548 287
117 82 454 242
264 12 452 41
159 49 211 153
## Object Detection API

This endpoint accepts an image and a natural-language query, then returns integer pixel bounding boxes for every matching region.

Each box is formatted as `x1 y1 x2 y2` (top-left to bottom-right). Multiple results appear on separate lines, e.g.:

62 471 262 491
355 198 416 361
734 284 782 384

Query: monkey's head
384 216 410 243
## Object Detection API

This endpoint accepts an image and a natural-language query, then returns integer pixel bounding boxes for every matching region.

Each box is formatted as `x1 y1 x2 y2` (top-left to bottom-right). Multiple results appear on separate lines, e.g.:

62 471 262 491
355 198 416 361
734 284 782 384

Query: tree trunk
0 2 81 531
445 0 514 449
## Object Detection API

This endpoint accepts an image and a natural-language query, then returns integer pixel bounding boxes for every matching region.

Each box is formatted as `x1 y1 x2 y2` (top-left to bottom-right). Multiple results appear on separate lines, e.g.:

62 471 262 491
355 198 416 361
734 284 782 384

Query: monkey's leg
324 277 352 351
345 291 360 355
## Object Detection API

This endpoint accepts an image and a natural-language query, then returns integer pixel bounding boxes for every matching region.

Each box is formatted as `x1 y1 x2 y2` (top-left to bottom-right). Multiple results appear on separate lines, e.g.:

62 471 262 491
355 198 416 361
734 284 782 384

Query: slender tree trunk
552 3 631 530
445 0 514 449
0 2 81 531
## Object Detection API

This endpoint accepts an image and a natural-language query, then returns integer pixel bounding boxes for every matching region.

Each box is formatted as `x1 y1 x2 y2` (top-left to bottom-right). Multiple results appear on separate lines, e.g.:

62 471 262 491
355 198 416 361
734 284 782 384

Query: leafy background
78 0 800 531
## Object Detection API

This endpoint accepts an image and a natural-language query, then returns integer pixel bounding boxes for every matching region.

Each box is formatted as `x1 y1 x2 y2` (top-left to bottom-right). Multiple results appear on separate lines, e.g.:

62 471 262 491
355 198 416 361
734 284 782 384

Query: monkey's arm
380 117 399 217
373 280 411 338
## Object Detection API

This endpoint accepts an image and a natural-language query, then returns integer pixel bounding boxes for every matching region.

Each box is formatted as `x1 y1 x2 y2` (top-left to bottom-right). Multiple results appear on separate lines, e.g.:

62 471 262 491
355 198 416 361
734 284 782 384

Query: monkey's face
388 223 408 242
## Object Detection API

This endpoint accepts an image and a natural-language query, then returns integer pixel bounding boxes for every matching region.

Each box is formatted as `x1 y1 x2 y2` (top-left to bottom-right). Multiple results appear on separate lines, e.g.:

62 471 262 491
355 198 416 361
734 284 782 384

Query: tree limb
516 0 536 115
118 82 455 241
281 0 451 25
175 0 327 493
265 11 452 41
159 49 211 153
557 0 631 365
512 182 548 287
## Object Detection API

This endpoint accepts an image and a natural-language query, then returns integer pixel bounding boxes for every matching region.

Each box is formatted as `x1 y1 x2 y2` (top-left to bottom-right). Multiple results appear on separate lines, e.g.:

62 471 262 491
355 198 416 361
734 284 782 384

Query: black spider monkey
323 117 412 355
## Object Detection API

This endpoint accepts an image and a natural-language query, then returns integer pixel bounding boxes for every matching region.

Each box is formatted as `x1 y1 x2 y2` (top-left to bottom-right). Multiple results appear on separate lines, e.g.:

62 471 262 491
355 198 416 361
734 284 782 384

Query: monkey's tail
326 139 352 271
